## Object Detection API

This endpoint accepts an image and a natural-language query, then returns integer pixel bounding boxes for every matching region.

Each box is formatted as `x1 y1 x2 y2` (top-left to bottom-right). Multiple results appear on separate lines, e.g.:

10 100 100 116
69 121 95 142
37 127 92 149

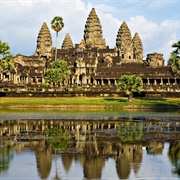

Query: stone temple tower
82 8 106 49
132 32 143 62
116 21 133 61
35 22 52 58
61 33 73 49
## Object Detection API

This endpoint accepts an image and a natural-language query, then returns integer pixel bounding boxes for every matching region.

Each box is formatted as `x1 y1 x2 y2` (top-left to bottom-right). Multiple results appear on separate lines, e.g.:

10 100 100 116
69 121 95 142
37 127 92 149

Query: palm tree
168 40 180 77
172 40 180 54
51 16 64 61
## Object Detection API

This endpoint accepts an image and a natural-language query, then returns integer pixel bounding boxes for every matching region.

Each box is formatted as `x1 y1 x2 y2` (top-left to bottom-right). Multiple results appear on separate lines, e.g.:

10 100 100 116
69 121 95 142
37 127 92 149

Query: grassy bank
0 97 179 110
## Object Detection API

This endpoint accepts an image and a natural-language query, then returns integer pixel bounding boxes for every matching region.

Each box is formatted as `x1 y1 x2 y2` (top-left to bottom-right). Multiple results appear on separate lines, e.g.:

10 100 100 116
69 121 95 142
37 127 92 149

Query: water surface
0 110 180 179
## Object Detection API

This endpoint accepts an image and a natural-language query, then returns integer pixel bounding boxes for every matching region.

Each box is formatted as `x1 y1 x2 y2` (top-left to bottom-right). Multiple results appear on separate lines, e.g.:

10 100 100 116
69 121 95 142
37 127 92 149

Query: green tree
45 59 70 86
117 75 143 102
51 16 64 61
0 40 14 70
168 40 180 77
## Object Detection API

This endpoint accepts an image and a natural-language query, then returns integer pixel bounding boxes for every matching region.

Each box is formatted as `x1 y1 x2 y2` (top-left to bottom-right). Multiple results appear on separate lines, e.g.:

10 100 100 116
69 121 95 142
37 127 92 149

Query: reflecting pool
0 110 180 179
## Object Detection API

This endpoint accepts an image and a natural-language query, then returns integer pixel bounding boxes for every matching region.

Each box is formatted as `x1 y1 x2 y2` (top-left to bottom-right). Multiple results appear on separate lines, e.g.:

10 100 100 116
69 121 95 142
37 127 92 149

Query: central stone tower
81 8 106 49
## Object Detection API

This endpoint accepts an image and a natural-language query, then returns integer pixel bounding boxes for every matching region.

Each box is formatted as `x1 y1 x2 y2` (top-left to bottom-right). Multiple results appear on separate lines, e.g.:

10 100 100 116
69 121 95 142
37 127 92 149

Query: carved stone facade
0 8 179 94
146 53 164 67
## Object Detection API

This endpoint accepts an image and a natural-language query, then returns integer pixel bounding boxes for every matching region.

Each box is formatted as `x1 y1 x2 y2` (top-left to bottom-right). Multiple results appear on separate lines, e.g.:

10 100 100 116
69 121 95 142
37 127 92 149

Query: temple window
129 56 131 59
149 79 154 85
163 79 168 85
32 77 36 83
122 54 124 59
74 62 77 67
38 78 42 83
143 79 148 84
170 79 175 84
156 79 161 85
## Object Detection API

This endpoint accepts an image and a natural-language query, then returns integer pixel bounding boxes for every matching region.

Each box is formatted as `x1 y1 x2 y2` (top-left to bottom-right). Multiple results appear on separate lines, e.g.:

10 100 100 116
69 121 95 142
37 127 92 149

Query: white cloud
127 16 180 63
0 0 179 65
101 13 121 48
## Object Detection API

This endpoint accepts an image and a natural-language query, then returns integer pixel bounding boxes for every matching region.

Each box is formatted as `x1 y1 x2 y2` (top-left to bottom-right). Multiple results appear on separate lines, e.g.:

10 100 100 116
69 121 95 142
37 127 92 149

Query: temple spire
132 32 143 62
35 22 52 58
116 21 133 61
83 8 106 49
61 33 73 49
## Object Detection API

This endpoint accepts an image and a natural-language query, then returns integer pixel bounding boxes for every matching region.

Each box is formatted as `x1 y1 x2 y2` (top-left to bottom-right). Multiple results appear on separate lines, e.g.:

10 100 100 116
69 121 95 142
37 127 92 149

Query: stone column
94 79 97 85
14 74 17 84
154 79 157 85
168 78 170 85
101 79 104 85
82 75 86 84
108 79 110 85
160 78 163 85
147 78 150 85
114 79 117 85
26 76 29 84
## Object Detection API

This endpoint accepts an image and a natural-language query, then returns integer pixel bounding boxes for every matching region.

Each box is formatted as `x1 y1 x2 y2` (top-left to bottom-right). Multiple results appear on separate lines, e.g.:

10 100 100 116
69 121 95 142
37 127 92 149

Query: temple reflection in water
0 119 180 179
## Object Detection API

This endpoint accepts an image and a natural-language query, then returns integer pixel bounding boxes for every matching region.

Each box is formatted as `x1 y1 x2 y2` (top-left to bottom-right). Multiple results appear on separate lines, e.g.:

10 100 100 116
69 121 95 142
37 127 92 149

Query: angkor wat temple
0 8 179 96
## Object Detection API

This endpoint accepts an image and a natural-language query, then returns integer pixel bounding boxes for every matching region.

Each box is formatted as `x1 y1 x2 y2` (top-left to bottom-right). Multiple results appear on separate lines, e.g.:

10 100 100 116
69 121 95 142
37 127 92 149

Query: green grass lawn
0 97 179 108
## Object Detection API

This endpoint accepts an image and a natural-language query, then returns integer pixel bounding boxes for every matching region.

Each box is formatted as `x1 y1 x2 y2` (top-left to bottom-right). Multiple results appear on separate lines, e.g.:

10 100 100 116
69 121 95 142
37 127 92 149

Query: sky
0 0 180 64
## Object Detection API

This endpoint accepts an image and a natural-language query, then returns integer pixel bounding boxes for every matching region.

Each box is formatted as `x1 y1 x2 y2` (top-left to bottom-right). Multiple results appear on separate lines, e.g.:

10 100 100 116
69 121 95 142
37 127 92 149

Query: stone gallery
0 8 179 95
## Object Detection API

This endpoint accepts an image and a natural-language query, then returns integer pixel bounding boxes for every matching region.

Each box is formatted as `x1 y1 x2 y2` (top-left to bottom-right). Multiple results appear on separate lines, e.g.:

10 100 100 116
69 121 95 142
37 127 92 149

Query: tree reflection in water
168 141 180 176
44 127 70 152
44 126 71 180
0 144 14 174
117 122 142 142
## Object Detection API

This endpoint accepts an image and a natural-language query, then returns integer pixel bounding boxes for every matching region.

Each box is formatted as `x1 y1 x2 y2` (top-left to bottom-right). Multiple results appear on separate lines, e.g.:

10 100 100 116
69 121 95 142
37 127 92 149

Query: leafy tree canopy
45 59 70 86
168 40 180 77
51 16 64 62
0 41 14 70
0 41 11 58
117 75 143 102
51 16 64 33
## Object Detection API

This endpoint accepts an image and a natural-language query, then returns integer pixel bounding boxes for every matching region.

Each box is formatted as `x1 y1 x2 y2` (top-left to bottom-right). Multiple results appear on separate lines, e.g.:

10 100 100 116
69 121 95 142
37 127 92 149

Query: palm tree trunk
55 31 58 61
